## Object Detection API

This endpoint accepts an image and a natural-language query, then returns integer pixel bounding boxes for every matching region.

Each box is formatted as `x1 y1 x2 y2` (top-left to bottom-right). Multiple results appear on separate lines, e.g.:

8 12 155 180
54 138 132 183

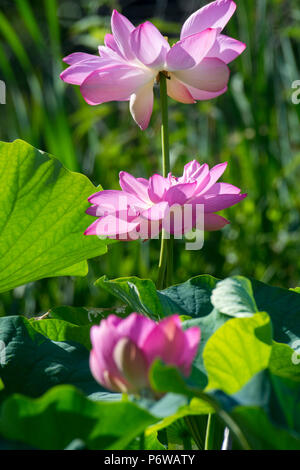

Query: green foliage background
0 0 300 316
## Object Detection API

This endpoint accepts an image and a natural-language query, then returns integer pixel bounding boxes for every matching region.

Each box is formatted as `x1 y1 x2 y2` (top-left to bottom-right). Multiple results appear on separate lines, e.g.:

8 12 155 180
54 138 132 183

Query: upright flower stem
159 73 170 176
204 414 215 450
157 72 173 290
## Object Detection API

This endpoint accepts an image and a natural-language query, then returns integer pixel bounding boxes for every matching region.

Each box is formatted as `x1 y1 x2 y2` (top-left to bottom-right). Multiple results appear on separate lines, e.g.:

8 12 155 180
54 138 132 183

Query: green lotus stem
204 413 214 450
157 234 168 289
157 72 173 290
159 73 170 176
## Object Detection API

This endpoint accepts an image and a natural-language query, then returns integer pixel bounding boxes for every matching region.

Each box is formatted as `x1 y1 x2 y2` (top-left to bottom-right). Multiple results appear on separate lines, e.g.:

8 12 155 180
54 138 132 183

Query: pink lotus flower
84 159 247 240
60 0 245 129
90 313 200 394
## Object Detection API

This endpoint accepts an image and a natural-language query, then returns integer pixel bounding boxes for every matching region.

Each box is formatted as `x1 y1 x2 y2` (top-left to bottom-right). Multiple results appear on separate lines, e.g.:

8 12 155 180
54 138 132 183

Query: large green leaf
203 312 273 394
0 139 113 293
0 385 159 450
0 315 117 400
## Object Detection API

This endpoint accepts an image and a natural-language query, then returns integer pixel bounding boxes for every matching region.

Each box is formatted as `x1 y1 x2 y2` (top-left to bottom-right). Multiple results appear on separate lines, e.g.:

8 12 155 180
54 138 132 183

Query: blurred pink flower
84 159 247 240
60 1 245 129
90 313 200 394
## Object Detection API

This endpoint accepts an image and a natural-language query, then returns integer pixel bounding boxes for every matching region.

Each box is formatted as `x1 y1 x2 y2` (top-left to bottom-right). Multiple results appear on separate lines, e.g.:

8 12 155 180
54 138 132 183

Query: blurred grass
0 0 300 316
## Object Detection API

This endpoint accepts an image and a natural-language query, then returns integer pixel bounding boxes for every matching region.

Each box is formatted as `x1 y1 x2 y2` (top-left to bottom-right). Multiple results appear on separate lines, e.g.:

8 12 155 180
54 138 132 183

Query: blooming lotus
60 0 246 129
84 159 247 240
90 313 200 394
